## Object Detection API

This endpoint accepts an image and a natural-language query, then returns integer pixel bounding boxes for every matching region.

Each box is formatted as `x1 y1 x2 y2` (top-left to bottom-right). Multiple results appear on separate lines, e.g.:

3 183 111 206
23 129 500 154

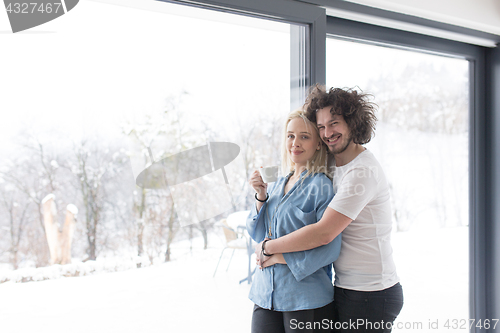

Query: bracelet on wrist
255 192 269 202
262 239 272 257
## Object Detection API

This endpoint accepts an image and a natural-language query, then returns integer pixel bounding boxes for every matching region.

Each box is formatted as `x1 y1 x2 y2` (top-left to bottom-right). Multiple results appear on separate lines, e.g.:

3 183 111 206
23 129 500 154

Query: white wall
345 0 500 35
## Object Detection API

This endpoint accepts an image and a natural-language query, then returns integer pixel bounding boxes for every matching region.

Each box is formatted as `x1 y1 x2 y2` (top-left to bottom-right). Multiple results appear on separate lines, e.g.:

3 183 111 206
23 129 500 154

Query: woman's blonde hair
280 109 328 180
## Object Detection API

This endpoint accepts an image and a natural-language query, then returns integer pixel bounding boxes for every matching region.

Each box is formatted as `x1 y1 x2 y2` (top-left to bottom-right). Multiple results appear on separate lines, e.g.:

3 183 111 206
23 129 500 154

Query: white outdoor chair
213 219 248 277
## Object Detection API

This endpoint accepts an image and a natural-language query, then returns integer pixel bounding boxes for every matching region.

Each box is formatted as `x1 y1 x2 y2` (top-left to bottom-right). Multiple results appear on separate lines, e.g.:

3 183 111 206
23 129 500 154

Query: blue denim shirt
246 170 341 311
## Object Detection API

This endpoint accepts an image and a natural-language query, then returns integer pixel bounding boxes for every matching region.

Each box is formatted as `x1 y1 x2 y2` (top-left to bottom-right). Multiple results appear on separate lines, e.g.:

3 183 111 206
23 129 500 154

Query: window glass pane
0 1 303 331
327 38 469 326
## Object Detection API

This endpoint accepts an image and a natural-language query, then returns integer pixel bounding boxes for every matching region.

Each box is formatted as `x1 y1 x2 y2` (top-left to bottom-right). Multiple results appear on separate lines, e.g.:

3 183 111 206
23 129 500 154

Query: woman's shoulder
302 173 334 196
308 172 333 183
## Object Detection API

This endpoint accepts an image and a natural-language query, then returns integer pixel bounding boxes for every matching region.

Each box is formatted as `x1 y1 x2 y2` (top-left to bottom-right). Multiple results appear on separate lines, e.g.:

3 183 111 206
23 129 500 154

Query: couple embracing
246 85 404 333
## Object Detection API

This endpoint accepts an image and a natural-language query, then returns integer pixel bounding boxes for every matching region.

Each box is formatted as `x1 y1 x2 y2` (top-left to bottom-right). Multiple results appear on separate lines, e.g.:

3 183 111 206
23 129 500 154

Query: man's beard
328 134 352 155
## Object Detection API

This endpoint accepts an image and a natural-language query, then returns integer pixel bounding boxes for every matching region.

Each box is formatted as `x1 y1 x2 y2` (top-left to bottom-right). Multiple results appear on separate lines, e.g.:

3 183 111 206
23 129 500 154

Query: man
257 85 403 332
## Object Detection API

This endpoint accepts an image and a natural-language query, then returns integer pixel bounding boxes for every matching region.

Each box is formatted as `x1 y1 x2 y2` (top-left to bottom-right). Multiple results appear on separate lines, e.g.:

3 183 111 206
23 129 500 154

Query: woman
247 110 342 333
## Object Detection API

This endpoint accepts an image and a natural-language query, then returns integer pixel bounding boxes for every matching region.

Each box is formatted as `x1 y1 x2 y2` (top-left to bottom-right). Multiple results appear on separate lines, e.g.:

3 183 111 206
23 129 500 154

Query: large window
327 37 469 328
0 1 311 331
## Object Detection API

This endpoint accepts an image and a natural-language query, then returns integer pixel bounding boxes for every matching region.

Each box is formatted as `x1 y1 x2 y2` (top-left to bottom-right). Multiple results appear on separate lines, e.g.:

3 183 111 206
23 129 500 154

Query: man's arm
263 165 379 255
264 207 352 255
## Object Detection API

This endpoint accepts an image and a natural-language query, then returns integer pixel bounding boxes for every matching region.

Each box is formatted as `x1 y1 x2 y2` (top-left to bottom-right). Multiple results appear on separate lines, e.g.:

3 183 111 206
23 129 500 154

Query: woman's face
286 117 321 169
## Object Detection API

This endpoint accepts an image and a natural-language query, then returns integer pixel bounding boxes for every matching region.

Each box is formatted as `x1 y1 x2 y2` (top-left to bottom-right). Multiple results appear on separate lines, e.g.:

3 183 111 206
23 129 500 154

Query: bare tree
69 139 124 261
366 62 468 229
122 93 197 261
0 185 31 269
0 134 64 266
367 63 467 135
139 190 179 263
164 201 177 262
235 112 283 209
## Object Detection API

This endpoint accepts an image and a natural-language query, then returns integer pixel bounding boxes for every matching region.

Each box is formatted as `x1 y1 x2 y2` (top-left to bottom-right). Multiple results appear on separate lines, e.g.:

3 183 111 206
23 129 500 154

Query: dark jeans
333 283 404 333
252 302 335 333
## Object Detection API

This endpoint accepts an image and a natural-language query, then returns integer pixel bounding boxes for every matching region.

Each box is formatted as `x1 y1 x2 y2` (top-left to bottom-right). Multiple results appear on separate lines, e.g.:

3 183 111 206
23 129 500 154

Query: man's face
316 107 352 155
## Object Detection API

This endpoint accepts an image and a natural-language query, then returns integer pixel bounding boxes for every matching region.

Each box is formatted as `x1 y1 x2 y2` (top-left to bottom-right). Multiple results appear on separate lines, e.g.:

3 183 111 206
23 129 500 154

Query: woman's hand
249 170 267 200
255 239 272 267
261 253 286 268
256 252 287 269
254 238 285 269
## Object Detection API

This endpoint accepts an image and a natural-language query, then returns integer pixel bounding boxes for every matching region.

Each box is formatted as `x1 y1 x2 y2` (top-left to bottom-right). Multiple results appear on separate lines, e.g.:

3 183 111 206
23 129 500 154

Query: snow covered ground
0 238 254 333
392 227 468 332
0 226 468 333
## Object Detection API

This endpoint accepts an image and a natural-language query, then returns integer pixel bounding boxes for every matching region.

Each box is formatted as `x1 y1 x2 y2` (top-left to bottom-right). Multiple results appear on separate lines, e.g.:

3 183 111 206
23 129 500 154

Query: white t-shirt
328 149 399 291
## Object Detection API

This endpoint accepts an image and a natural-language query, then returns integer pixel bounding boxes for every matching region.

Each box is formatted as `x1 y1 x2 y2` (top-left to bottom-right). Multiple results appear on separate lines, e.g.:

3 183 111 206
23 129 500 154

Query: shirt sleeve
283 177 341 282
328 166 378 220
283 233 341 282
246 182 277 243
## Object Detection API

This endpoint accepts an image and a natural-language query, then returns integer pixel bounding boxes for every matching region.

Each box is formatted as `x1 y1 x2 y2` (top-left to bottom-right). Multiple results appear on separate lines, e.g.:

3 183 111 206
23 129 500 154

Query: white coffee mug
259 166 279 183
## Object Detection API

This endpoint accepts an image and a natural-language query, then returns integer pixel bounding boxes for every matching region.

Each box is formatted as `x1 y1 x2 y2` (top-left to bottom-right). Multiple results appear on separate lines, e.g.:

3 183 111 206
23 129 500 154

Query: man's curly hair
304 85 377 145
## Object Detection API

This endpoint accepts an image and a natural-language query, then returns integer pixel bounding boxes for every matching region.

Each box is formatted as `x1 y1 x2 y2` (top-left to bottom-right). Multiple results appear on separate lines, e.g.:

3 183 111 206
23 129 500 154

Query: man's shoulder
337 150 386 182
351 150 388 183
349 149 382 168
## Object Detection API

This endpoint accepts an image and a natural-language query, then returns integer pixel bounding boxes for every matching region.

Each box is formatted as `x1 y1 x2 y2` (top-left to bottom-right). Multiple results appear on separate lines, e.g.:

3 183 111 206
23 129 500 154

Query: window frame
160 0 498 330
158 0 326 107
